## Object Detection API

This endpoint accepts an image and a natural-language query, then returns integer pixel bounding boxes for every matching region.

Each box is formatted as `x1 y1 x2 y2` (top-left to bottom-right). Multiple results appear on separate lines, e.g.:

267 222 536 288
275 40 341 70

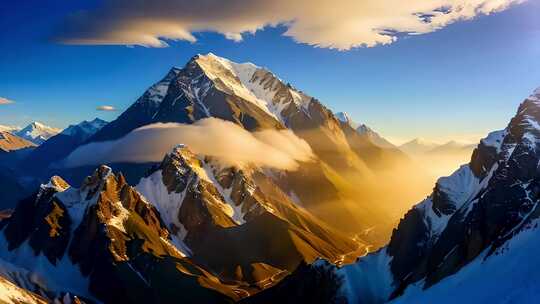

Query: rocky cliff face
137 146 363 290
0 165 236 303
0 144 363 303
81 54 416 241
330 87 540 303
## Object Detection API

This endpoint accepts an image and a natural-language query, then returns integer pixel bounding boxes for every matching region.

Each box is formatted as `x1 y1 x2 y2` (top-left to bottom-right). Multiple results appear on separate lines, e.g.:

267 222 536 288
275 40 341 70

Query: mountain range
0 54 538 303
247 86 540 304
16 53 422 243
14 122 61 145
334 112 476 161
399 138 475 157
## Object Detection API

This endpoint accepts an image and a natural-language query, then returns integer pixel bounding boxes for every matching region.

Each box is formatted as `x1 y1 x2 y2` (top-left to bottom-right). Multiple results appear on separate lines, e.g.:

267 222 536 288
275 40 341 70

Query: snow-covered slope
335 86 540 303
194 53 313 124
391 218 540 303
15 122 61 145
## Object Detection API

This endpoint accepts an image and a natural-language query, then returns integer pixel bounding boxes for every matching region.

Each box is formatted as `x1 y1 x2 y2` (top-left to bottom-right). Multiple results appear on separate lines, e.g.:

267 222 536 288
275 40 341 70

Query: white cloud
62 118 314 170
96 105 117 111
56 0 524 50
0 97 14 105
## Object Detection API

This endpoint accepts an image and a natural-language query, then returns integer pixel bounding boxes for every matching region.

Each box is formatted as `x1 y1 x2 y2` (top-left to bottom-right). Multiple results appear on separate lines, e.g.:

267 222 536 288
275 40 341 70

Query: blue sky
0 0 539 144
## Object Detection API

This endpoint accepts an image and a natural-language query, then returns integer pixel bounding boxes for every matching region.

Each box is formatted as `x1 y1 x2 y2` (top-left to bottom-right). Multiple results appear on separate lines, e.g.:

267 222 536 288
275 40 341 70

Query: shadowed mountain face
0 120 108 210
15 122 61 145
22 118 108 172
0 133 38 209
257 87 540 304
0 132 36 168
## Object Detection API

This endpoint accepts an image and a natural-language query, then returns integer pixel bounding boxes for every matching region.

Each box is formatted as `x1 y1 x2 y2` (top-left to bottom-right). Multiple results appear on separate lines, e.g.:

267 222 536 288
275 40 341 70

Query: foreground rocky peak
0 165 236 303
1 145 363 303
326 86 540 303
138 145 364 280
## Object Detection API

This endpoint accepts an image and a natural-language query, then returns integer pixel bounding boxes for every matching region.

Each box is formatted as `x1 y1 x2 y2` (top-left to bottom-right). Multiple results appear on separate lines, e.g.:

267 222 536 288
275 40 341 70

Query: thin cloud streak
96 105 117 111
0 97 15 105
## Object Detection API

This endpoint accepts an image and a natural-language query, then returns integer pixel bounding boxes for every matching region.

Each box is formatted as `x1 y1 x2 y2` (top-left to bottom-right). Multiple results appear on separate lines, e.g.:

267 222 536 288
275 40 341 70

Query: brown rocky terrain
0 132 36 153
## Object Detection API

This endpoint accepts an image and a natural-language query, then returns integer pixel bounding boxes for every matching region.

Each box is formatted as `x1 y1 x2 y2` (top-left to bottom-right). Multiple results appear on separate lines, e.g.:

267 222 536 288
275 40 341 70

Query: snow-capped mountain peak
335 112 359 128
192 53 312 123
137 66 182 106
61 118 107 140
527 86 540 101
15 121 61 145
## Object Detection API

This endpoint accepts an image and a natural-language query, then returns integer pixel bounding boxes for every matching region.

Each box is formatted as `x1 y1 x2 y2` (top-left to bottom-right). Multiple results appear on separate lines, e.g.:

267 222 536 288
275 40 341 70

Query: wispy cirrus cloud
0 97 15 105
96 105 117 111
55 0 524 50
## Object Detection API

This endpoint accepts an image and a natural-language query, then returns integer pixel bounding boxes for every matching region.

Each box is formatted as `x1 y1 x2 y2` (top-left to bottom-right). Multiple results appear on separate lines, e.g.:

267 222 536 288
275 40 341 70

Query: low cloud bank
62 118 314 170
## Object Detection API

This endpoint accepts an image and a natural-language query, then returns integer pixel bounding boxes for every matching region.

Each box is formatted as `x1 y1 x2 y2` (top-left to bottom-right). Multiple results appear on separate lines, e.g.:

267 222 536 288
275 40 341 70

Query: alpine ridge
74 53 422 243
261 86 540 304
0 144 363 303
15 122 61 145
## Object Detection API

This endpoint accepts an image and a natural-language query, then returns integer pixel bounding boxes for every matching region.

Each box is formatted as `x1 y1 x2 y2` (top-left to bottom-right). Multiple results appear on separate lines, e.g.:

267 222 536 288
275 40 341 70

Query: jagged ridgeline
16 53 424 246
0 54 436 303
255 87 540 304
0 144 363 303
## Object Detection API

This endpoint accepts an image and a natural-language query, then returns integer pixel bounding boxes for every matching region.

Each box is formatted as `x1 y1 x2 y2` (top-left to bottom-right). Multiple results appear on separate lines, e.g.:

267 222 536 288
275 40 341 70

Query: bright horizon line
0 114 487 148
